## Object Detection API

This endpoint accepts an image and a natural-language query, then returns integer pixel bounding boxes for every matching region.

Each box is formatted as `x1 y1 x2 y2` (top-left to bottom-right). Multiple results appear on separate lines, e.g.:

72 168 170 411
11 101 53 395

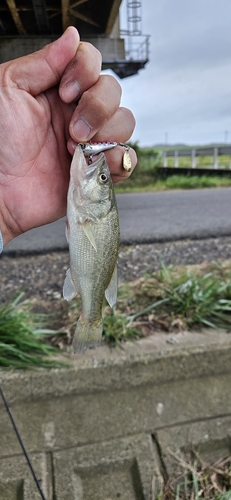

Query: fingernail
60 80 80 102
72 118 91 141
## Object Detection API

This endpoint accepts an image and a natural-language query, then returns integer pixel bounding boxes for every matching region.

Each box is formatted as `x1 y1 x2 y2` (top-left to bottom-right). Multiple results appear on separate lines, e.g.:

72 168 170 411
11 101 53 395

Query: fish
63 145 120 353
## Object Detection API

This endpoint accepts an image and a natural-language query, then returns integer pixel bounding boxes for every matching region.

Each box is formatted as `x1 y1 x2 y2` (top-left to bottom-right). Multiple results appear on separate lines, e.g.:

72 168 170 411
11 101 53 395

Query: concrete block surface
0 453 52 500
0 331 231 497
156 415 231 477
53 434 156 500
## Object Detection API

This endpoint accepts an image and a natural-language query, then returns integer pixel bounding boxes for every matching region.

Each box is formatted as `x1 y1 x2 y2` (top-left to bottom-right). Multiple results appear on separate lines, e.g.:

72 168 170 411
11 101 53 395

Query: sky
105 0 231 147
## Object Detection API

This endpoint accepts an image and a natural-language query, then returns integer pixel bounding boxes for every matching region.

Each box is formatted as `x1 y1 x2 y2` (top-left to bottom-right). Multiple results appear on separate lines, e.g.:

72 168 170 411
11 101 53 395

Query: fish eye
99 173 108 184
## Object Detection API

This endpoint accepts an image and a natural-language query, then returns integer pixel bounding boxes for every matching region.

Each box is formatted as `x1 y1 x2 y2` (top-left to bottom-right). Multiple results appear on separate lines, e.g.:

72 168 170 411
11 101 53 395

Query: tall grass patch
0 293 67 369
115 261 231 334
154 175 231 190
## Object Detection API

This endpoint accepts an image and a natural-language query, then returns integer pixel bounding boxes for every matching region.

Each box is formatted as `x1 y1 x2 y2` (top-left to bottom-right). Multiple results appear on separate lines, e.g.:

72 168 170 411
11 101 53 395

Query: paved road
3 187 231 254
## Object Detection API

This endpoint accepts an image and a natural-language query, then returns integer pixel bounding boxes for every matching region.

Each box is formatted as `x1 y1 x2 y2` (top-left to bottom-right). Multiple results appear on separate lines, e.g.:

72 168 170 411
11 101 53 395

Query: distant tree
127 141 141 159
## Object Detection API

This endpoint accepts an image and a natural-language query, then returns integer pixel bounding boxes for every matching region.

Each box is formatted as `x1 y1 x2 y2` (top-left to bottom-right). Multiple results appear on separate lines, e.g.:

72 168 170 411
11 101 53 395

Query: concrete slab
156 415 231 477
1 329 231 403
0 331 231 498
53 434 156 500
0 453 52 500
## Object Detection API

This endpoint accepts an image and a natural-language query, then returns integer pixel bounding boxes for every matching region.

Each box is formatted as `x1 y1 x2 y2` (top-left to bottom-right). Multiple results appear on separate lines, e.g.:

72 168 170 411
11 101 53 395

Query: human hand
0 27 136 246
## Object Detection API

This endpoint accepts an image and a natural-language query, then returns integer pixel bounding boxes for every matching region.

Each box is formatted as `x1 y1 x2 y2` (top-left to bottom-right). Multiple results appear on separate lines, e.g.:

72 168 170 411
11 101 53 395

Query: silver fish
63 145 120 353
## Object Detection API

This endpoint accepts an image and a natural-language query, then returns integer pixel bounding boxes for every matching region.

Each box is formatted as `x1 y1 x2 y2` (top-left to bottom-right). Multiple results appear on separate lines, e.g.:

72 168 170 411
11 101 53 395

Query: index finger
59 42 102 103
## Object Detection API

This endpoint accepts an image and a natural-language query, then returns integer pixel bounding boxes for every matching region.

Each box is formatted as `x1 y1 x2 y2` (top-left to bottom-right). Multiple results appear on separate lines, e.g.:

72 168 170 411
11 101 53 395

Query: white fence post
213 148 218 169
174 151 179 168
163 151 167 167
158 146 231 171
191 149 197 168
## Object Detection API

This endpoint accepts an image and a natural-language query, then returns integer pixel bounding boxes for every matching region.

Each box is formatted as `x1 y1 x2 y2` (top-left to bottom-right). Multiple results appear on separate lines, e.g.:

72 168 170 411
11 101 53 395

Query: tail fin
72 316 103 353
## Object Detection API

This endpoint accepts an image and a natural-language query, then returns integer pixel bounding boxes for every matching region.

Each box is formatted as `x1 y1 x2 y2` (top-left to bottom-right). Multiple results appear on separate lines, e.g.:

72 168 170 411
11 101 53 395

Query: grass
2 260 231 365
157 451 231 499
130 266 231 329
102 310 142 346
115 171 231 193
0 293 67 369
153 175 231 191
124 262 231 334
48 260 231 349
2 259 231 366
3 260 231 366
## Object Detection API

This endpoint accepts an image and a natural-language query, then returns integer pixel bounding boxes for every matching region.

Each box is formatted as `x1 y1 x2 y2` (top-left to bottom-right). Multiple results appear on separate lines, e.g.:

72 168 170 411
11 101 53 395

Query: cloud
153 30 231 72
117 0 231 145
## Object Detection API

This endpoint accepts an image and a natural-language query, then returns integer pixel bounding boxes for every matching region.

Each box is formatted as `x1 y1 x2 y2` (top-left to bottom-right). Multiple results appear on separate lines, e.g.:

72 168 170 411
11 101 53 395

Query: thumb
3 27 80 96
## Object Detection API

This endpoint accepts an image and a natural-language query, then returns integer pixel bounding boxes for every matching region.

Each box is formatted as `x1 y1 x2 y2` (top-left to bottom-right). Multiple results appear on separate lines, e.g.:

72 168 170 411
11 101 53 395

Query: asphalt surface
3 187 231 255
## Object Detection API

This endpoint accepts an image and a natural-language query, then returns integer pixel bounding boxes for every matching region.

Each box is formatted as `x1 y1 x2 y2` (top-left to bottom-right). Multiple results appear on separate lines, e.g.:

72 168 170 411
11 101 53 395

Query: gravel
1 236 231 303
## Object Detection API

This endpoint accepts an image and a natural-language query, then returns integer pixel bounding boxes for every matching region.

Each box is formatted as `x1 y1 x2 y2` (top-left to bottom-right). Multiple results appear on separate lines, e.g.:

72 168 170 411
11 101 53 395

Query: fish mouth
70 145 109 189
83 152 108 181
79 146 107 176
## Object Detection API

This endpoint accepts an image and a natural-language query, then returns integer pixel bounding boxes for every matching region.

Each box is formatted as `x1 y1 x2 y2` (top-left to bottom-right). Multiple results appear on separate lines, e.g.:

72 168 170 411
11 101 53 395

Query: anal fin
65 219 70 244
105 265 118 308
63 268 78 301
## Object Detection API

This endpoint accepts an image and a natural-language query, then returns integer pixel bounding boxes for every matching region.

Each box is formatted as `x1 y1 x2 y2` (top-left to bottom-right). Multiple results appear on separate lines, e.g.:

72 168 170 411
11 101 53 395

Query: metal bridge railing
162 146 231 170
120 31 150 62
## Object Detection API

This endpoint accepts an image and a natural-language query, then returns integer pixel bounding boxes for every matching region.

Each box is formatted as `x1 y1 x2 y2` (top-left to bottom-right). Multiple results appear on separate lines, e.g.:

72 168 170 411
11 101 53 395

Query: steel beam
105 0 122 35
31 0 50 33
5 0 26 35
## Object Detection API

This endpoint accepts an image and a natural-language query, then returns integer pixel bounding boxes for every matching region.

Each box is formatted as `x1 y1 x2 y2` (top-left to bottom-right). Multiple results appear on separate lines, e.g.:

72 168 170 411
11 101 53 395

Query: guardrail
120 31 150 62
162 146 231 169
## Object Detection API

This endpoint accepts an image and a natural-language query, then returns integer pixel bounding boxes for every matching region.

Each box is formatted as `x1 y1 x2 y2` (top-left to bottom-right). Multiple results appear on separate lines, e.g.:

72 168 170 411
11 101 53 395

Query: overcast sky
110 0 231 146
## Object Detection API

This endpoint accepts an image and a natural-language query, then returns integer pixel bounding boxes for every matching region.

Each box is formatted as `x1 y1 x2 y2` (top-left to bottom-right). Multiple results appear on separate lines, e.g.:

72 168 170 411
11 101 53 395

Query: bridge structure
158 145 231 178
162 146 231 169
0 0 150 78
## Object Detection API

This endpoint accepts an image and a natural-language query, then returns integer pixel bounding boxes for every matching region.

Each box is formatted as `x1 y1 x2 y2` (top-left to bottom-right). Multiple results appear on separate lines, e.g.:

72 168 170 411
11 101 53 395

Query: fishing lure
79 141 132 171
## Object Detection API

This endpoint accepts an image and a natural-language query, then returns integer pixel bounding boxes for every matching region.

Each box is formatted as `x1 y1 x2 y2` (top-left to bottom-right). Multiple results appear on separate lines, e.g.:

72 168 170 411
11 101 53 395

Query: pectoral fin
82 223 97 252
63 268 78 301
105 265 118 308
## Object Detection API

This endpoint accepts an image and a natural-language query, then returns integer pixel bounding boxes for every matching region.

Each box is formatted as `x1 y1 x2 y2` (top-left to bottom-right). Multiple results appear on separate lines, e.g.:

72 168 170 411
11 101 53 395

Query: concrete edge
1 329 231 403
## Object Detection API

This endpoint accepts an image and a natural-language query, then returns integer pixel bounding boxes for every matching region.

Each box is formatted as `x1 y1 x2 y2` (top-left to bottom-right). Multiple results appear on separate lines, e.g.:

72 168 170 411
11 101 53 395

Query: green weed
0 293 67 369
102 310 142 346
155 175 231 190
126 263 231 332
115 172 231 193
157 452 231 499
216 493 231 500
